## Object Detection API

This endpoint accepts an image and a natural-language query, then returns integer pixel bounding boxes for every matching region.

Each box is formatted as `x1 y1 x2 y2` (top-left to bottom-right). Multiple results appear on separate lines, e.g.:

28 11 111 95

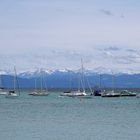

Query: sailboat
0 73 7 95
5 67 20 98
101 90 120 97
29 72 49 96
60 70 72 96
101 73 120 97
66 59 91 98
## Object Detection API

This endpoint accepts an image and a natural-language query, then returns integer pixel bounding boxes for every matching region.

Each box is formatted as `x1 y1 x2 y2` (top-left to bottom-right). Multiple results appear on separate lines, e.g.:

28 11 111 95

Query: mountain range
1 69 140 89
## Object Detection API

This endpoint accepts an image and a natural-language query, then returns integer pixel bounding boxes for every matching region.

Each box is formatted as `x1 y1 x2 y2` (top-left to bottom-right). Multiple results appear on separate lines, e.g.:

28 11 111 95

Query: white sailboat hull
0 91 7 95
60 91 92 98
67 91 87 97
5 93 18 98
29 91 49 96
60 92 72 96
101 90 120 97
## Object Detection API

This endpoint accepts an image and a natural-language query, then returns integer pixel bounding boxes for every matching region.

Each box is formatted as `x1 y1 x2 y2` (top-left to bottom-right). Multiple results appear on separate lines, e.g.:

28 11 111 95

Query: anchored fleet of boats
29 74 49 96
0 64 140 98
60 59 93 98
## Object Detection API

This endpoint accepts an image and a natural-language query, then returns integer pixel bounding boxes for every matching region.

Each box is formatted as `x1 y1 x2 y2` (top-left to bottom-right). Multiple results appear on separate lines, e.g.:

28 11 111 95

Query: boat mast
78 72 80 92
0 74 2 89
40 76 43 92
112 72 115 91
68 70 71 91
14 66 16 91
35 78 37 91
14 66 20 95
81 58 85 92
44 73 48 92
99 74 102 89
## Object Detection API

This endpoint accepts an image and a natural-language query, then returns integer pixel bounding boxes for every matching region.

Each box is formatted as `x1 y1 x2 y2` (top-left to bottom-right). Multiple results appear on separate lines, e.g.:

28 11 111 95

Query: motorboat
91 89 102 96
120 90 137 96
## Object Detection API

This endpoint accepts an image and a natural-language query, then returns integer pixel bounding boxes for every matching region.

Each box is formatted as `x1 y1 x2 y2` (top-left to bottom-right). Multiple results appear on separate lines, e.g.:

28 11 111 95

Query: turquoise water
0 92 140 140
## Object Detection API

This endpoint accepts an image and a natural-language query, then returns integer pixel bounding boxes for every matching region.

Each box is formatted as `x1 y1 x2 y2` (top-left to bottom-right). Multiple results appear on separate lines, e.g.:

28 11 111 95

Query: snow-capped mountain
17 68 140 78
1 67 140 78
16 69 106 78
1 68 140 89
17 69 78 78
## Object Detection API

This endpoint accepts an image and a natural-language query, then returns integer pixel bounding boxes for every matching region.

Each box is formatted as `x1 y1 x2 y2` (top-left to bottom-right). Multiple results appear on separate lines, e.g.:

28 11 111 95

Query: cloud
120 14 125 19
115 56 138 64
126 49 140 54
0 48 90 71
99 9 125 19
88 46 140 74
104 46 121 51
100 9 114 16
1 45 140 74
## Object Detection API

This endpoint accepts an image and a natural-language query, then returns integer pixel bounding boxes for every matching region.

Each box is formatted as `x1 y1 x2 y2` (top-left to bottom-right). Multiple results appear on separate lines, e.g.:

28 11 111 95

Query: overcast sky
0 0 140 73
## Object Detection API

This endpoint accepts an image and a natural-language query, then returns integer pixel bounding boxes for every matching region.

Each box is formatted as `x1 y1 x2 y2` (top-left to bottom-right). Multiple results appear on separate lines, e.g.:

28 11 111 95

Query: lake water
0 91 140 140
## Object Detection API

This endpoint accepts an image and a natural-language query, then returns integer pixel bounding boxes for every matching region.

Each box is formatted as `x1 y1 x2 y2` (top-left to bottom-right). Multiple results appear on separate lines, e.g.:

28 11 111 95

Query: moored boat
5 67 20 98
5 90 18 98
0 88 7 95
60 59 90 98
67 90 87 97
101 90 120 97
66 90 93 98
29 71 49 96
120 90 137 96
29 91 49 96
101 72 120 97
91 89 102 96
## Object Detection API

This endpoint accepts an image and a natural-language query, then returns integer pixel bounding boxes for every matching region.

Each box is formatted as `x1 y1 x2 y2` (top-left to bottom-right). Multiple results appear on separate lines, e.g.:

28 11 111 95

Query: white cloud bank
0 0 140 73
0 46 140 74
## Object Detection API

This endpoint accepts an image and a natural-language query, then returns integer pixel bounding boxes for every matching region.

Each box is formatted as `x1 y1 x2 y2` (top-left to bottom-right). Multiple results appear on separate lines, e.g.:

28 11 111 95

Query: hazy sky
0 0 140 73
